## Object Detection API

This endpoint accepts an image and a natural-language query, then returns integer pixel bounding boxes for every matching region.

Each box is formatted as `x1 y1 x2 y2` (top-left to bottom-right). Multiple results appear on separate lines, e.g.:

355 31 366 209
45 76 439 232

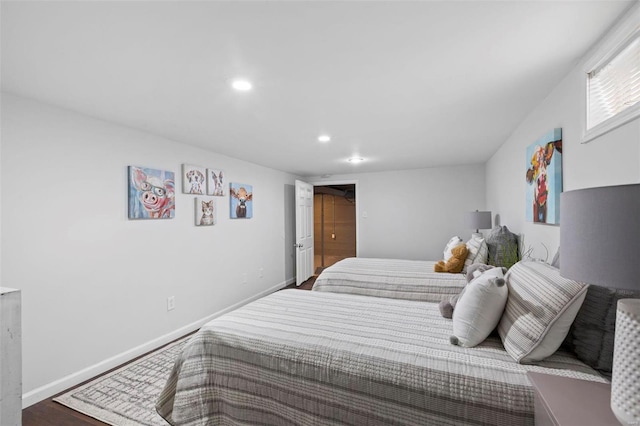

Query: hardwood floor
22 278 315 425
283 275 316 290
24 371 123 426
23 398 108 426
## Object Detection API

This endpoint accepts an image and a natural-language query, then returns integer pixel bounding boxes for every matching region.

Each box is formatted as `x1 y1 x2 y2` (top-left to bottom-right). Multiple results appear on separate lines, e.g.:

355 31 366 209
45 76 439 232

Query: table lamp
466 210 492 236
560 183 640 426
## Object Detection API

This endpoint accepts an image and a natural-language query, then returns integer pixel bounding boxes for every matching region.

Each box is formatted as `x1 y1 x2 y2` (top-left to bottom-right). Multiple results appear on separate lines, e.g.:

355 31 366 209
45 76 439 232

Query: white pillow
463 236 487 272
497 261 588 363
443 236 463 262
450 267 508 348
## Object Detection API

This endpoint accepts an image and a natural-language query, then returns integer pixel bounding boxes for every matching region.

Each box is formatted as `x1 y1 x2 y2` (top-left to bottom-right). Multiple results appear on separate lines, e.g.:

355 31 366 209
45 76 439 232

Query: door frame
310 179 360 258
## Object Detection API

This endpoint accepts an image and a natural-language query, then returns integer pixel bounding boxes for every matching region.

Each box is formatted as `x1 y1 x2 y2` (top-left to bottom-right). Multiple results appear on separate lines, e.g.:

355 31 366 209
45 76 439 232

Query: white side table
1 288 22 426
528 372 620 426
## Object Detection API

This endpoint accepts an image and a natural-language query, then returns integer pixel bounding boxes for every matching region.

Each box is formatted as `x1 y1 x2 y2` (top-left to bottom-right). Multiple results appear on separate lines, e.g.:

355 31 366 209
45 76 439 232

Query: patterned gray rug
54 336 190 426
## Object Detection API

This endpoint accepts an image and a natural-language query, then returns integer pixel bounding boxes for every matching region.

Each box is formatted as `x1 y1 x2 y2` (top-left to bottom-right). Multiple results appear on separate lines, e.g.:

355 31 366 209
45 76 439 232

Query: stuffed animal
434 244 469 273
439 291 464 319
439 264 505 319
465 263 494 282
449 266 508 348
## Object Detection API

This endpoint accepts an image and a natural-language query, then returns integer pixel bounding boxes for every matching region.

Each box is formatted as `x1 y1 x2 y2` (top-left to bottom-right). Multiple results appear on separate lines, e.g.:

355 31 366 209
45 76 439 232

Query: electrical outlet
167 296 175 311
259 268 264 278
242 273 248 284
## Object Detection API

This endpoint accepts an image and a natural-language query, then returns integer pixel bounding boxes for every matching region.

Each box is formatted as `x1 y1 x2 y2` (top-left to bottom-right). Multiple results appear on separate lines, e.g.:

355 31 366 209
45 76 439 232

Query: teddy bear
434 243 469 273
439 263 496 318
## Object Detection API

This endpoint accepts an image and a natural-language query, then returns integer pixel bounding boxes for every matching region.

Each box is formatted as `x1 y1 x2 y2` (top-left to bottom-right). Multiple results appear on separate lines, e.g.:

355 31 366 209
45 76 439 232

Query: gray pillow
486 226 519 268
563 285 640 378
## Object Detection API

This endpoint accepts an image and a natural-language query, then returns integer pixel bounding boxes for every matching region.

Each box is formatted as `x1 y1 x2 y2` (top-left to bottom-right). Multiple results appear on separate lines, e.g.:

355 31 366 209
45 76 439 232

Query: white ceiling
1 1 634 177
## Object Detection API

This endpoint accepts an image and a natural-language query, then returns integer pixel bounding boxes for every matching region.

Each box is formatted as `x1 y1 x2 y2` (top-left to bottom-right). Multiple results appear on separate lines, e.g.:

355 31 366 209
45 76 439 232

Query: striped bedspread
156 290 605 426
312 257 467 301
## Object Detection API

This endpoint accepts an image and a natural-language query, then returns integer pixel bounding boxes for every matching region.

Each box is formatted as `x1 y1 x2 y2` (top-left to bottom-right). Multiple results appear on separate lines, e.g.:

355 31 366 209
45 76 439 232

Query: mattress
312 257 467 302
156 290 605 426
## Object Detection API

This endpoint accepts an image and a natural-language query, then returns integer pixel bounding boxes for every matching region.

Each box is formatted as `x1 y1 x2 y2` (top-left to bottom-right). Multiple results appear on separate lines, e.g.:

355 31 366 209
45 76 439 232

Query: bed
312 257 467 302
156 289 605 426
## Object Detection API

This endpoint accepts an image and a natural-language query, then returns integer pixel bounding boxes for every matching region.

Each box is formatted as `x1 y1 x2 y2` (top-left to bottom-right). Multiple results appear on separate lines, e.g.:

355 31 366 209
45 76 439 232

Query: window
588 36 639 129
583 3 640 143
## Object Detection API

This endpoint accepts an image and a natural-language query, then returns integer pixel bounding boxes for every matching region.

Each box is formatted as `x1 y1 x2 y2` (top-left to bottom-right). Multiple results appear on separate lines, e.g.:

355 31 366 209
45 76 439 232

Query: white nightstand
1 288 22 426
527 372 621 426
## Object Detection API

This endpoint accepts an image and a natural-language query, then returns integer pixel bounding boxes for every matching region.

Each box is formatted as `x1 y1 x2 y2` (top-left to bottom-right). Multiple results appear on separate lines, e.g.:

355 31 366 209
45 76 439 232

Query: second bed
312 257 467 302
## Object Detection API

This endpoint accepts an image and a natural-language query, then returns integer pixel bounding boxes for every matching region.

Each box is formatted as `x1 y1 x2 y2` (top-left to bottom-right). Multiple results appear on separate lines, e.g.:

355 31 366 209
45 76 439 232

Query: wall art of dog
182 164 206 195
207 169 225 196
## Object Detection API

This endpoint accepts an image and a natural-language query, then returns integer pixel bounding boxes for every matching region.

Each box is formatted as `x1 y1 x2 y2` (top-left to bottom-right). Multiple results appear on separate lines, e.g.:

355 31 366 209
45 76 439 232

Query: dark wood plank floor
22 277 315 425
283 275 316 290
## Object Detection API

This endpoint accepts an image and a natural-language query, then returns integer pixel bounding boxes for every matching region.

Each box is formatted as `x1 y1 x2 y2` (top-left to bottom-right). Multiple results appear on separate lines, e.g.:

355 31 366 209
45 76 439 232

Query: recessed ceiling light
318 135 331 143
232 79 252 91
348 157 364 163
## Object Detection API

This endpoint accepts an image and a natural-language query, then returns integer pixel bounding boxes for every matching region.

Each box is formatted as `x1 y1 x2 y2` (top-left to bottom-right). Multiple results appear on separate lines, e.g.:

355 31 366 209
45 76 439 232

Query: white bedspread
313 257 467 301
157 290 605 426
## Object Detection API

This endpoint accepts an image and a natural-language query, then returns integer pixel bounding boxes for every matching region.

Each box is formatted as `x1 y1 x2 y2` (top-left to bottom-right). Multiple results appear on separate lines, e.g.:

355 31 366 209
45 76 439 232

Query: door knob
294 243 304 248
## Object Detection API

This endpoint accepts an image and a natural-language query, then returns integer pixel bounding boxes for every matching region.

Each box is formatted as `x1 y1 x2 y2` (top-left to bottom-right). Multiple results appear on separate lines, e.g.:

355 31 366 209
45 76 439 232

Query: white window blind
587 35 640 130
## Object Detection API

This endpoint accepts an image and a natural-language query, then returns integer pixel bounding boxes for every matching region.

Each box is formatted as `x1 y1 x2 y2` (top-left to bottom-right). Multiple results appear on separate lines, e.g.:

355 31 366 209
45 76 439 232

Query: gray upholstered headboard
563 284 640 378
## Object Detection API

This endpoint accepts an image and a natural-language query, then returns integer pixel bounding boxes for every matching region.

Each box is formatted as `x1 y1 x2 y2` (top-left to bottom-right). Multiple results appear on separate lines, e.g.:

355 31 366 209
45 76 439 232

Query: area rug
54 335 190 426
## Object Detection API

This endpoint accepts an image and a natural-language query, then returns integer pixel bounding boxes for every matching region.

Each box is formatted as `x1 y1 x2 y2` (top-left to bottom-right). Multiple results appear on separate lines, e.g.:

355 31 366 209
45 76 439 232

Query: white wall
0 93 3 282
309 164 486 261
0 94 297 405
486 38 640 260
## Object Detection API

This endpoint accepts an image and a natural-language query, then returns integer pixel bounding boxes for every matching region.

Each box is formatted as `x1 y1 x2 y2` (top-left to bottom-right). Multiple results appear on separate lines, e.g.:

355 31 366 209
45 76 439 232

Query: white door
295 180 314 285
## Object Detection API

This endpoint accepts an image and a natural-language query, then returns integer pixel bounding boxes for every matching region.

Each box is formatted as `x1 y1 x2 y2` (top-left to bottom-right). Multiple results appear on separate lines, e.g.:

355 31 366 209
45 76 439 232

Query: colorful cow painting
525 128 562 225
230 183 253 219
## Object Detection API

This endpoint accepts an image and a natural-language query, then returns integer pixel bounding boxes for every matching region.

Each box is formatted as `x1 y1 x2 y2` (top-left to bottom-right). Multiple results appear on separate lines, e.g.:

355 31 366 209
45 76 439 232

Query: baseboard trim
22 279 291 408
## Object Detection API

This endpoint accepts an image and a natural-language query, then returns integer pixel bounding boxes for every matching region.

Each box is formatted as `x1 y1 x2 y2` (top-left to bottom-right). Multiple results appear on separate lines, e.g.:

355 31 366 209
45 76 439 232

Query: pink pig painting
128 166 175 219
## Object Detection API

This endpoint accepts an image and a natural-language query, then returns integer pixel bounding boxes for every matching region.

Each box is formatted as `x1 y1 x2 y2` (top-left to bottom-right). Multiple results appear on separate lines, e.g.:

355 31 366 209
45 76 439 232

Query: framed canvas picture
195 197 216 226
207 169 225 196
525 128 562 225
128 166 175 219
182 164 206 194
230 183 253 219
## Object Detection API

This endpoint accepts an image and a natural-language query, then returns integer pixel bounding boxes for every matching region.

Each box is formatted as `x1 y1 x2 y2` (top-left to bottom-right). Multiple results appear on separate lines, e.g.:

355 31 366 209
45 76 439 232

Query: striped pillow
498 261 588 363
463 236 488 273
